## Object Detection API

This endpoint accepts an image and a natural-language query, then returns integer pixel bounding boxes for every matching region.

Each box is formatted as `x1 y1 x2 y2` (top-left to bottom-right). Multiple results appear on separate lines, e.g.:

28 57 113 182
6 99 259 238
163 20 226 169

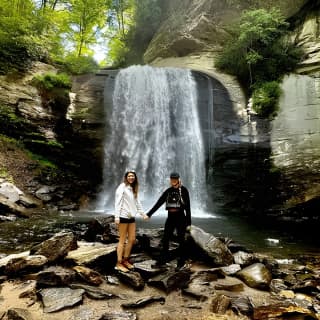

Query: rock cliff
144 0 308 63
144 0 320 217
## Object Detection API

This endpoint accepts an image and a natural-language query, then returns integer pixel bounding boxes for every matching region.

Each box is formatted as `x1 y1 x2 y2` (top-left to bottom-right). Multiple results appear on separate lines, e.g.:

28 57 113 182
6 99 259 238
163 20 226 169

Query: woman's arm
114 184 125 221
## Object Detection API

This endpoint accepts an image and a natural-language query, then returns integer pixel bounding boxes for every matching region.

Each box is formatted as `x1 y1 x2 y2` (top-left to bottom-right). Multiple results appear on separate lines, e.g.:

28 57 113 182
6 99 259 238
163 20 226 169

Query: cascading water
99 65 207 215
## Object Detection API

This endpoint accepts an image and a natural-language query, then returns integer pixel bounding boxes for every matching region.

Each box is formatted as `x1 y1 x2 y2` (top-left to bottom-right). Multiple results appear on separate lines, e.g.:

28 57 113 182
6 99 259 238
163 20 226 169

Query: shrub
32 72 71 91
216 8 303 118
252 81 281 118
0 33 47 74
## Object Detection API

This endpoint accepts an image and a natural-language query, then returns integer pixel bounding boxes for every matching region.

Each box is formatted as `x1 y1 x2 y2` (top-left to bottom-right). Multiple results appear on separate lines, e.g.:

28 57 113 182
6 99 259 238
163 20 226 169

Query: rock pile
0 216 319 320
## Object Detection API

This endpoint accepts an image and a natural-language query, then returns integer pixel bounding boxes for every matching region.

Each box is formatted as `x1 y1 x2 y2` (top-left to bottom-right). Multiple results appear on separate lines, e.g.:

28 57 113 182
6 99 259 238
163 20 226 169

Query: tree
216 8 303 117
66 0 108 57
107 0 162 66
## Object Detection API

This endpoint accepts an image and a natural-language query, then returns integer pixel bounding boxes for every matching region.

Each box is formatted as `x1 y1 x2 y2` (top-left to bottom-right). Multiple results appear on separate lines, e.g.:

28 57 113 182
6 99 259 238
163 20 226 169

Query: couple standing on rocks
114 170 191 273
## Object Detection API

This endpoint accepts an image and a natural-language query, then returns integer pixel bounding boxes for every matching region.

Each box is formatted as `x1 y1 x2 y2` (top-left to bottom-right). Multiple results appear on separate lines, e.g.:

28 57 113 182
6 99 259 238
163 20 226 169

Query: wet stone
210 293 231 314
236 262 272 290
270 278 288 293
221 264 241 275
73 265 103 286
70 283 118 300
233 251 257 266
148 268 192 293
7 308 33 320
105 275 120 285
116 270 145 290
133 259 167 279
36 266 76 287
98 311 137 320
253 303 318 320
230 296 254 316
39 287 85 313
121 295 165 309
214 282 244 292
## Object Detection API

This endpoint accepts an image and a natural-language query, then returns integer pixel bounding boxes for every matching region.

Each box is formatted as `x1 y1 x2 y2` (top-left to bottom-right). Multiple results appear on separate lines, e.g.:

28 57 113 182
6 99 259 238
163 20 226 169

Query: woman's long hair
124 171 139 198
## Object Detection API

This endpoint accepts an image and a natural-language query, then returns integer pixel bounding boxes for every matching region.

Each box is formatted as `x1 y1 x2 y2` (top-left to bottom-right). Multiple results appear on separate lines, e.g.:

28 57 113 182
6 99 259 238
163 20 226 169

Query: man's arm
147 189 168 218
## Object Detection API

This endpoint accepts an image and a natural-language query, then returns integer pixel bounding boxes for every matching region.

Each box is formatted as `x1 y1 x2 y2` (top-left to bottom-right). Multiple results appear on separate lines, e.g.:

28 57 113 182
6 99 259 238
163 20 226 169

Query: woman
114 170 148 272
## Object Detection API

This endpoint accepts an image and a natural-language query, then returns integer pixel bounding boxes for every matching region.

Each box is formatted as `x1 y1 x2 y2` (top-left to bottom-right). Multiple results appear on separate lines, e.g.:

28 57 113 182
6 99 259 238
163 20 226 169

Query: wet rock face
271 73 320 209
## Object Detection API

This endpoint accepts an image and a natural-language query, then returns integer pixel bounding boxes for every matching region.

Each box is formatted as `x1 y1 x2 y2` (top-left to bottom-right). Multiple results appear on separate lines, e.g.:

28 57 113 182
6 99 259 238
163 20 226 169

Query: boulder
0 251 30 272
4 255 47 275
189 225 233 266
65 241 117 269
236 263 272 290
0 194 30 217
31 231 77 263
36 266 76 287
0 182 23 203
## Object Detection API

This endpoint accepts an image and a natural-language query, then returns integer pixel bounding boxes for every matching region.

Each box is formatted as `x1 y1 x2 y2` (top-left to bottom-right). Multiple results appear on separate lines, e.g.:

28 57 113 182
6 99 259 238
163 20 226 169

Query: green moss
32 72 71 91
0 105 38 138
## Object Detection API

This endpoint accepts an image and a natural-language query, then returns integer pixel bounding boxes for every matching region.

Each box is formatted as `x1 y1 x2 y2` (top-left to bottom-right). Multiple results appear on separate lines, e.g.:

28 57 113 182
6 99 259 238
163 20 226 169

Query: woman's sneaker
122 259 134 270
115 262 129 273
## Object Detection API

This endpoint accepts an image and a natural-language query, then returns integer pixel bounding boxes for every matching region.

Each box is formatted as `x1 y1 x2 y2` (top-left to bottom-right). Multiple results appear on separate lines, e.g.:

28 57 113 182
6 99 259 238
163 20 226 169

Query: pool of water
0 209 318 258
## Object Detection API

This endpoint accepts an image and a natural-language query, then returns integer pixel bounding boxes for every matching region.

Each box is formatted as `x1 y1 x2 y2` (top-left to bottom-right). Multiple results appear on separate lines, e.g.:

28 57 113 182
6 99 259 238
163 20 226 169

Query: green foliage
0 33 47 74
252 81 281 118
32 72 71 91
0 0 49 74
108 0 162 66
57 54 99 75
216 8 303 117
66 0 108 57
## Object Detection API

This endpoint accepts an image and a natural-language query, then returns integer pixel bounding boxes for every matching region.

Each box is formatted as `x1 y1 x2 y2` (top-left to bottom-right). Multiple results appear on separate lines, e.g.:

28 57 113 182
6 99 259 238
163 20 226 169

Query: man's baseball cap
170 172 180 179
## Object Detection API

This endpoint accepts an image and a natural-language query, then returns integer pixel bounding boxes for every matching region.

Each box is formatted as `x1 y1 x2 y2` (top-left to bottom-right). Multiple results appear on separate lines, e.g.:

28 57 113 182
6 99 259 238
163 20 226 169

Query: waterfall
100 65 207 214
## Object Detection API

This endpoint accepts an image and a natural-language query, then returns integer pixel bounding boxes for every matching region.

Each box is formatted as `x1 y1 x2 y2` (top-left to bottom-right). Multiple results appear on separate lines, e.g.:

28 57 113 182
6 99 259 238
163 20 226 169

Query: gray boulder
189 225 234 266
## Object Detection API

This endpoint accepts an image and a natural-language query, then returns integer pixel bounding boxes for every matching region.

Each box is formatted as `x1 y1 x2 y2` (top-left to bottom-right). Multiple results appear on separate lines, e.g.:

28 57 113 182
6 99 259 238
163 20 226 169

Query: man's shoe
122 259 134 270
115 262 129 273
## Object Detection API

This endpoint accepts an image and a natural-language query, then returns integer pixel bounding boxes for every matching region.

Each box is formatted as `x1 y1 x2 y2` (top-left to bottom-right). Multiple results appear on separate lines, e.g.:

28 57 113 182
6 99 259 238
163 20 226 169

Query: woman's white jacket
115 183 144 219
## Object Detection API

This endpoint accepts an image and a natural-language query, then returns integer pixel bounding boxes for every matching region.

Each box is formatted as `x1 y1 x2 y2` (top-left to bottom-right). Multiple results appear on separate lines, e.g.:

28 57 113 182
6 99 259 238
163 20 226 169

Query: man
147 172 191 270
